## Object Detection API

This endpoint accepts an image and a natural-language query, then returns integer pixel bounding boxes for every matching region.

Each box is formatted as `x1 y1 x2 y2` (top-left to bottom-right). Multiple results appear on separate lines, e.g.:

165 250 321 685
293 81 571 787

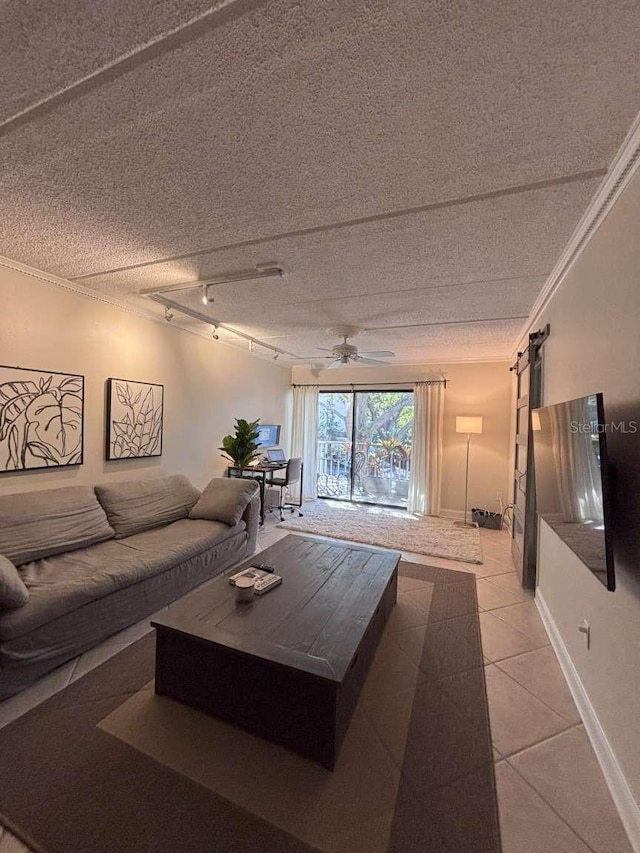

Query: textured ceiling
1 0 639 364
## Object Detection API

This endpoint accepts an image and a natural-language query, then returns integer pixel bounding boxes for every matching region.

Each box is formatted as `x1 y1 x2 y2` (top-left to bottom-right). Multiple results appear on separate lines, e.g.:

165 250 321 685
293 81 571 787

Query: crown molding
513 110 640 358
0 254 290 369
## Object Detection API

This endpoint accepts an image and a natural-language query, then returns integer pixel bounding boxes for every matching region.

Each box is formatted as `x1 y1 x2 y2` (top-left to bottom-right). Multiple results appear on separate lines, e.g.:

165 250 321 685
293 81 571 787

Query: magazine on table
228 566 280 585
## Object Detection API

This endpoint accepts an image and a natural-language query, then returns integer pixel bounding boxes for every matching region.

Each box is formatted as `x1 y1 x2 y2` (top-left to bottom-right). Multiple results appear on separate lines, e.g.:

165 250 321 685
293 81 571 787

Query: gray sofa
0 474 260 700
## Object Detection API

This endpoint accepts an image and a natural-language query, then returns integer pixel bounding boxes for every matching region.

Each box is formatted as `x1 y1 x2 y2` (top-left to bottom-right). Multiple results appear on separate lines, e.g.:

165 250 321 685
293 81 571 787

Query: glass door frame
317 387 414 510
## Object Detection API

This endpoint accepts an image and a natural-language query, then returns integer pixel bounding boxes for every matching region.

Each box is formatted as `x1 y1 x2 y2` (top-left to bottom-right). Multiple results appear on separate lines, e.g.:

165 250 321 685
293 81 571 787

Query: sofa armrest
242 491 261 555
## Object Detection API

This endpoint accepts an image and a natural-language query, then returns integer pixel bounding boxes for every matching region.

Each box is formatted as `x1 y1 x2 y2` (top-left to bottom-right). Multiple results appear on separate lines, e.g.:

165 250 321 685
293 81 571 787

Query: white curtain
408 381 445 515
291 385 319 501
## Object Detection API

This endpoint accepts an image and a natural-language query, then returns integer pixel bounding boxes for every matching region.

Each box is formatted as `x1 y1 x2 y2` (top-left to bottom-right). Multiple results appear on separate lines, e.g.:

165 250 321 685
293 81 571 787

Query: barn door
511 325 549 588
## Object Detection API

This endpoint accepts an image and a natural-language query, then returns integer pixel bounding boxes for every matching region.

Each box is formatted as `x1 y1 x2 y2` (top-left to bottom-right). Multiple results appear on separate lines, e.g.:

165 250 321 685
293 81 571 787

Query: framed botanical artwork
0 365 84 473
106 378 164 460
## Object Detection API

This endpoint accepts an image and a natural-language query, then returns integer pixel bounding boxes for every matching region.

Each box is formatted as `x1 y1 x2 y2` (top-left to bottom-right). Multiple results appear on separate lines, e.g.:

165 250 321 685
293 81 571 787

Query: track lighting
211 324 219 341
249 340 255 353
141 265 285 297
273 352 279 361
164 306 174 322
201 284 212 306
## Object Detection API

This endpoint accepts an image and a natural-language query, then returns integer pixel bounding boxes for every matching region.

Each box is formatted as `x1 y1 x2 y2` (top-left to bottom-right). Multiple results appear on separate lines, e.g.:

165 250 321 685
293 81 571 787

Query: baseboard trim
535 591 640 852
440 508 465 521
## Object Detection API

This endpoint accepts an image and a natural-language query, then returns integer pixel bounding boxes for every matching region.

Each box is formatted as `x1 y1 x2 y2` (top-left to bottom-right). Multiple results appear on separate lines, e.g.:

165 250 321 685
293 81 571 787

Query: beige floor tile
486 571 533 598
495 761 592 853
476 578 525 611
385 592 430 633
479 611 546 662
497 647 580 724
491 600 550 645
408 579 478 622
396 574 434 593
509 727 633 853
485 666 569 757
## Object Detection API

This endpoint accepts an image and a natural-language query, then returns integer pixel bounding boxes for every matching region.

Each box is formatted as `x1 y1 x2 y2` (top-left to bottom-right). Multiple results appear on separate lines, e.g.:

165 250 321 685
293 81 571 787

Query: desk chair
265 458 304 522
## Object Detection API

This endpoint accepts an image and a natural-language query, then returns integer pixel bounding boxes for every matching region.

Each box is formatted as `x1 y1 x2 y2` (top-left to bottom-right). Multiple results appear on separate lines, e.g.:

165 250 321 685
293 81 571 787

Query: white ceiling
1 0 639 364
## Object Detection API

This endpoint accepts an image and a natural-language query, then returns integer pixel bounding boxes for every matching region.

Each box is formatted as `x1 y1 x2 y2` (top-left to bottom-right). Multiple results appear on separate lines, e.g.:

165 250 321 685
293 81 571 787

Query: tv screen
532 393 615 591
256 424 281 447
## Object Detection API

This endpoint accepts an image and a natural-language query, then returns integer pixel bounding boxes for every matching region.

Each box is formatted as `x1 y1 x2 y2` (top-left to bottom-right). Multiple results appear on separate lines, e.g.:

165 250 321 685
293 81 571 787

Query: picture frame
0 364 85 473
105 378 164 460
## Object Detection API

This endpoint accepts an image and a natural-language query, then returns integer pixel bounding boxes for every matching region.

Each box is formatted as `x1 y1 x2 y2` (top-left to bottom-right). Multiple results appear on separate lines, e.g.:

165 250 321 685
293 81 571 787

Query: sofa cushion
0 517 244 641
0 555 29 610
189 477 260 527
95 475 201 539
0 486 115 566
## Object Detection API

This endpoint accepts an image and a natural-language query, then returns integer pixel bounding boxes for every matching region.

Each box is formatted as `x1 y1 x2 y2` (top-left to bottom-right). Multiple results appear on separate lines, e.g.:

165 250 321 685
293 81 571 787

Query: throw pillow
0 554 29 610
96 475 201 539
189 478 259 527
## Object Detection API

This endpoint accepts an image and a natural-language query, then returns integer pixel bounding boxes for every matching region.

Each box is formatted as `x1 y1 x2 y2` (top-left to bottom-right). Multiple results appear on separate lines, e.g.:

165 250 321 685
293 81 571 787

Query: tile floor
0 514 633 853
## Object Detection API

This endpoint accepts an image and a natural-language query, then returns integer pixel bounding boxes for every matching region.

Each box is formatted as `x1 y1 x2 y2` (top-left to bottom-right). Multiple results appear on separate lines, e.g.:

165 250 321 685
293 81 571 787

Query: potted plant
219 418 261 470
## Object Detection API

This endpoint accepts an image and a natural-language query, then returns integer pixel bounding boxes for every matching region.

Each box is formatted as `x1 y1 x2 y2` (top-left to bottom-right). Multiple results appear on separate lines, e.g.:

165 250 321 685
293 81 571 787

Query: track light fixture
201 284 212 306
141 265 285 297
164 306 174 322
211 324 220 341
249 340 255 353
273 352 279 361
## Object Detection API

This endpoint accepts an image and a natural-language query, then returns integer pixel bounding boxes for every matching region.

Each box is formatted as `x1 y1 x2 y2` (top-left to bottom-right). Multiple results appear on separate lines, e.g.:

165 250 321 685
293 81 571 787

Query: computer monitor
256 424 281 447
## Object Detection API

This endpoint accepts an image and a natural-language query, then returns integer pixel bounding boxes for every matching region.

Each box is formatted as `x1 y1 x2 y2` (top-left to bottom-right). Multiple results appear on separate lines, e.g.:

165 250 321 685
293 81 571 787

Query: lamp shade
456 416 483 434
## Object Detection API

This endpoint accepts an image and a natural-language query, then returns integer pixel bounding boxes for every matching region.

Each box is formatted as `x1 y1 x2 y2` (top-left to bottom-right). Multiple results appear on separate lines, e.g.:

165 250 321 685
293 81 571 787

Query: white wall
0 268 291 492
291 361 512 516
526 168 640 809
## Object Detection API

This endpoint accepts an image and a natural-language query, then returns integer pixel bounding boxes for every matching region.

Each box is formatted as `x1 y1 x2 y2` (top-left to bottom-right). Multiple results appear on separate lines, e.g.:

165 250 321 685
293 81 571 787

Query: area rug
0 561 499 853
278 501 483 564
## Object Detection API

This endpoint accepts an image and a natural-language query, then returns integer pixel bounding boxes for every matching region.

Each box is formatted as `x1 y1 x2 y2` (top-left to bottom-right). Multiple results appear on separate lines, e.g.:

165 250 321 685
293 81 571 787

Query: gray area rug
0 560 499 853
278 501 483 564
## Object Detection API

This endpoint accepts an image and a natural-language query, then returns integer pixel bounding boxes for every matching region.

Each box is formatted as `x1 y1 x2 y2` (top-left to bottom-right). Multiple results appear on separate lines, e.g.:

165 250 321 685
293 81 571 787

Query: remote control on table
254 575 282 594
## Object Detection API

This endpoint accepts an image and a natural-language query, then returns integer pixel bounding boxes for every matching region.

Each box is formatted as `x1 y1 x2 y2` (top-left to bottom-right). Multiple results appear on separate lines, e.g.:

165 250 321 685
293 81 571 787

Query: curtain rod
291 380 448 388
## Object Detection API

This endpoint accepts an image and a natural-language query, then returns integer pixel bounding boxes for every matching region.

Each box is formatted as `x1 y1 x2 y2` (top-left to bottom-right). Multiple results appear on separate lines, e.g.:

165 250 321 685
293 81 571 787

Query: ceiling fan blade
353 356 390 366
358 350 395 358
327 358 344 369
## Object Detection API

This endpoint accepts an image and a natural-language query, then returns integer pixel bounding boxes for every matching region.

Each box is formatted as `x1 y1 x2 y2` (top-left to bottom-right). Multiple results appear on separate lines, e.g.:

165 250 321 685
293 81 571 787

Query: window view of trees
317 391 414 507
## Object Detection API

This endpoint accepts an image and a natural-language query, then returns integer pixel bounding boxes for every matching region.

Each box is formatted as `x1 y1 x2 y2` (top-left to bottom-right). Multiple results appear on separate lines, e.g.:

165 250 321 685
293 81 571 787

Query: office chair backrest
284 457 303 486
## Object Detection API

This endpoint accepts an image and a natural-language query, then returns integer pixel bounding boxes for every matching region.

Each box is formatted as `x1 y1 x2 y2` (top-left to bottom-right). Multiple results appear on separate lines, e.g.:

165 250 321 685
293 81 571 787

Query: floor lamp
454 416 483 528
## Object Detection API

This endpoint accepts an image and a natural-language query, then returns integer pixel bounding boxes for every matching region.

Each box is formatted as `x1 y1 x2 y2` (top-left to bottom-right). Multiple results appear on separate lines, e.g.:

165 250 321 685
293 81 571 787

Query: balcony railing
316 439 411 506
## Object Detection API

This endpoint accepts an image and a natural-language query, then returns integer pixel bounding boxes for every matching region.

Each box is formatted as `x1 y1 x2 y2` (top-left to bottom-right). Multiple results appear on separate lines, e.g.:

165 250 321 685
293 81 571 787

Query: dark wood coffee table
152 534 399 769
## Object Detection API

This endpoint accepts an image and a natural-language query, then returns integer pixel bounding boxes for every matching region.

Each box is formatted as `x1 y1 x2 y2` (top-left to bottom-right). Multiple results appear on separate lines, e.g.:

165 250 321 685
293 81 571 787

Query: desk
225 462 287 525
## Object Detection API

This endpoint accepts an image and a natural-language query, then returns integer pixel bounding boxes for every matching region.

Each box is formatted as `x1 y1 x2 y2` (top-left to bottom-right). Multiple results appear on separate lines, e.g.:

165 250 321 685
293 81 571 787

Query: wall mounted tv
531 393 615 591
256 424 281 447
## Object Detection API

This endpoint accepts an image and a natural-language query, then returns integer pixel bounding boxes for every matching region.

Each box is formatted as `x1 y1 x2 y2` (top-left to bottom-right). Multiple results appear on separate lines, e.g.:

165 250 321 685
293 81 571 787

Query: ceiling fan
293 327 395 368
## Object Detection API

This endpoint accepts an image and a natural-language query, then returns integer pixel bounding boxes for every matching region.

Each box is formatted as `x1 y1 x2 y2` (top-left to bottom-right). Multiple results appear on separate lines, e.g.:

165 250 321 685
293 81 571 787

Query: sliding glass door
317 390 413 507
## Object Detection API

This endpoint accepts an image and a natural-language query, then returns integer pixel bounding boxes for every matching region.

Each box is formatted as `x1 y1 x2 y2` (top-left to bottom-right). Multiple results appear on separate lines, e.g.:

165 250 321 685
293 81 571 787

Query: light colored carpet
277 500 482 564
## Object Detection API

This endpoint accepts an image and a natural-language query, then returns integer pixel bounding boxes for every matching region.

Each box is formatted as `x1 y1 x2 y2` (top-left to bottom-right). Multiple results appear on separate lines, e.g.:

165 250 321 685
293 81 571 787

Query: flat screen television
256 424 281 448
531 393 615 591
